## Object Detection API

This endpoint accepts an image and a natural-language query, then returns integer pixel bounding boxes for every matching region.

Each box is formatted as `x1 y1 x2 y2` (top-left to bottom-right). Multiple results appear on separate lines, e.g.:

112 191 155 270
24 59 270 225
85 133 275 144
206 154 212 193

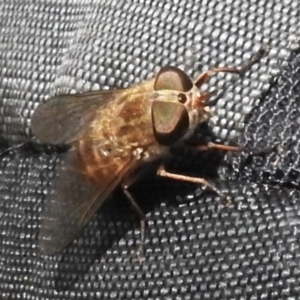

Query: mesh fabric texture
0 0 300 299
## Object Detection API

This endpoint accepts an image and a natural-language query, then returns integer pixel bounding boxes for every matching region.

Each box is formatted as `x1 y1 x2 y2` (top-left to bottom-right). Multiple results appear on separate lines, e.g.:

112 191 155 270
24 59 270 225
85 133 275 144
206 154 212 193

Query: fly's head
151 66 212 146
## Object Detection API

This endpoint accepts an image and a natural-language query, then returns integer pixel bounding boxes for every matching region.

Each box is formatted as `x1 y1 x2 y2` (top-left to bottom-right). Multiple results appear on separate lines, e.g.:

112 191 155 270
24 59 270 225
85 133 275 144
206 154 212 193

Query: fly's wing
40 149 138 255
31 89 124 145
34 85 148 254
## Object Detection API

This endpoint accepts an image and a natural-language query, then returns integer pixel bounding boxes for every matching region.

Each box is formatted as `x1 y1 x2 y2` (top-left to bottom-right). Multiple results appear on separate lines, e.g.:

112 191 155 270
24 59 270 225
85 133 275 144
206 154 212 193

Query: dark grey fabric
0 0 300 299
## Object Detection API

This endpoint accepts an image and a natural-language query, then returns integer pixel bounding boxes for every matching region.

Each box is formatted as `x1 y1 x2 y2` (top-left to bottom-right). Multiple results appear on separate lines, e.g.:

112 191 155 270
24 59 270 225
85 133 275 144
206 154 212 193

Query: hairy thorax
80 86 168 165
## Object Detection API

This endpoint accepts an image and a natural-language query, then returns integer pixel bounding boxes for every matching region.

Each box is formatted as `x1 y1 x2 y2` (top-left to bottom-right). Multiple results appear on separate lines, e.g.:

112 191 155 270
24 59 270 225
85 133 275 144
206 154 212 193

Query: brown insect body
32 66 212 254
76 69 210 182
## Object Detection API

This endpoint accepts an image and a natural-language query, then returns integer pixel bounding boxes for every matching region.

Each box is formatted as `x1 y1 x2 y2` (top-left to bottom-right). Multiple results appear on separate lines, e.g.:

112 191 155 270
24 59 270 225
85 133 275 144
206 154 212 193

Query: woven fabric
0 0 300 299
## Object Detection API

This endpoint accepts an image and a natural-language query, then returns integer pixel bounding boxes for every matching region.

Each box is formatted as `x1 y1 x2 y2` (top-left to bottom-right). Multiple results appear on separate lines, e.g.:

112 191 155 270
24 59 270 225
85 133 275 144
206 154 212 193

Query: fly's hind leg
121 178 147 262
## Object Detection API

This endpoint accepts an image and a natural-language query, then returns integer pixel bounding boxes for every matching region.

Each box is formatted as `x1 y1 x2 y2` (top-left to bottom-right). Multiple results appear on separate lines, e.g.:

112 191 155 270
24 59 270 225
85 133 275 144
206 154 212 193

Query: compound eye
154 66 193 92
178 93 187 104
151 101 189 146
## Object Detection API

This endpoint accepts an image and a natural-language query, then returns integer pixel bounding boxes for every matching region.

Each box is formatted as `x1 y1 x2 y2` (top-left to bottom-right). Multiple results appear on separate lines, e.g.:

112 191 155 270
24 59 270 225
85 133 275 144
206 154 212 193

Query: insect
31 50 265 256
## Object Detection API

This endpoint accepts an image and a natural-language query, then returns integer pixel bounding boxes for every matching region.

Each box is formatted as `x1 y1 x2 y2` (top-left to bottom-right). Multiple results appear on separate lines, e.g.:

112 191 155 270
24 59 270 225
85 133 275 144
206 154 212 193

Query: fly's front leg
196 141 278 156
194 47 266 88
157 165 232 206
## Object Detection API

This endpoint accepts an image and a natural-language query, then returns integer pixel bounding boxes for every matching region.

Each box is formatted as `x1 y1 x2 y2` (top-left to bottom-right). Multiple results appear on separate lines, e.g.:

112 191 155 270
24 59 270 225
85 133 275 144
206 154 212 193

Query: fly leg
157 165 232 206
194 47 266 88
196 141 278 156
164 141 277 205
121 177 147 262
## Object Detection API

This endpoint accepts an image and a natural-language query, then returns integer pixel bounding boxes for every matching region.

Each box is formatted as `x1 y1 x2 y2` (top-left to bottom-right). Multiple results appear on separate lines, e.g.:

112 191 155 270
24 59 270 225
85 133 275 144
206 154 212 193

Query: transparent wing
39 149 137 255
31 89 123 145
